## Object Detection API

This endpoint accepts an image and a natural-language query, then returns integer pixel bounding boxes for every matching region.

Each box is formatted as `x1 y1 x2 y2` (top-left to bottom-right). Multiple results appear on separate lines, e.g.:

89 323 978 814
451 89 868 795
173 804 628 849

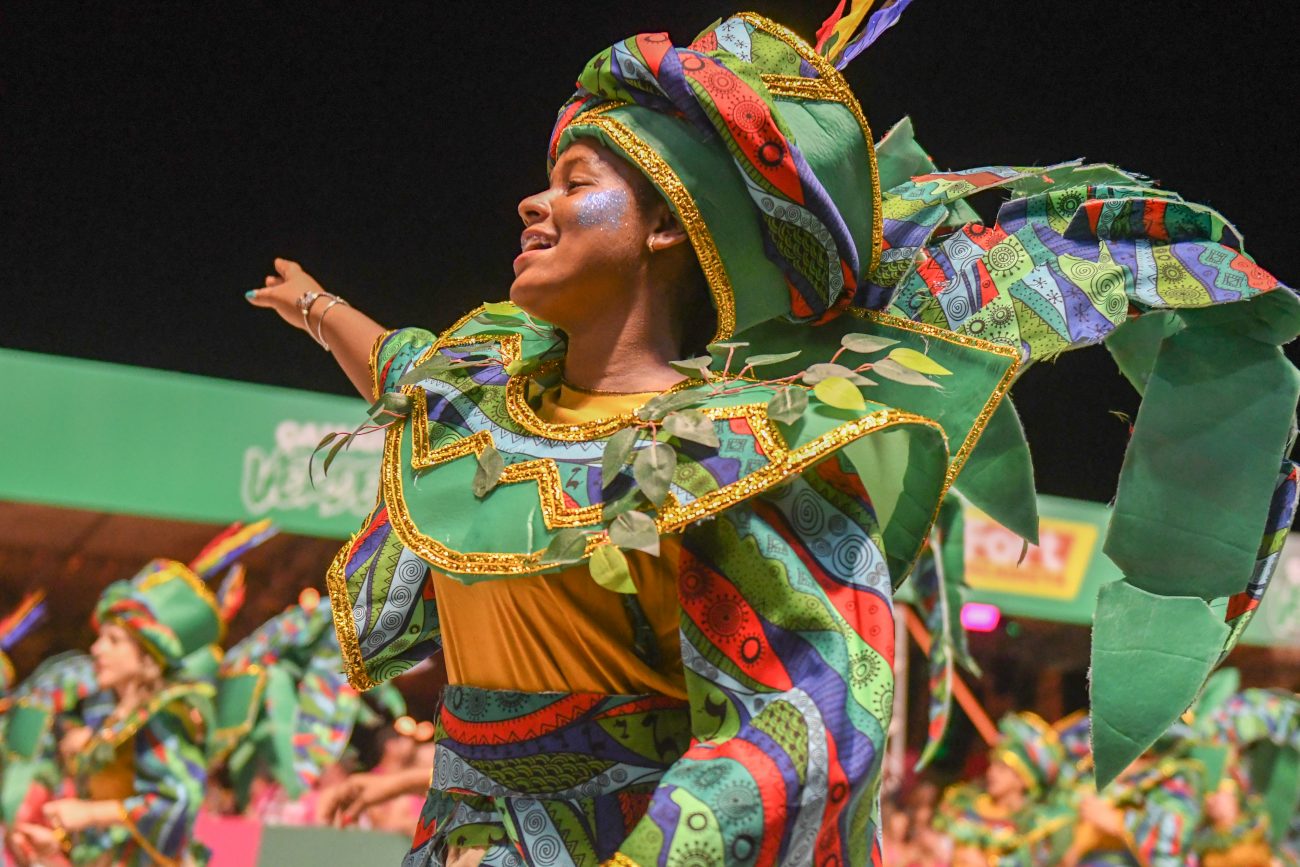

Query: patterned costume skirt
405 686 692 867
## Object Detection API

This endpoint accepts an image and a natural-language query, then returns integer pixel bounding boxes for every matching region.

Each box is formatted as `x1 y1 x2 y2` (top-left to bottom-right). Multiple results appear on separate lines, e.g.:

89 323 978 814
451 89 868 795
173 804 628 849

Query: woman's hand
42 798 116 832
245 258 326 332
57 726 91 765
317 766 429 827
244 257 387 399
7 823 69 866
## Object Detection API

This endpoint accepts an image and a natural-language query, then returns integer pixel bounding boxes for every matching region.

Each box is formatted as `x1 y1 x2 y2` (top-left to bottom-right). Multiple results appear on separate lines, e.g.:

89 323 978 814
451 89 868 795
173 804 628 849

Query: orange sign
964 507 1099 601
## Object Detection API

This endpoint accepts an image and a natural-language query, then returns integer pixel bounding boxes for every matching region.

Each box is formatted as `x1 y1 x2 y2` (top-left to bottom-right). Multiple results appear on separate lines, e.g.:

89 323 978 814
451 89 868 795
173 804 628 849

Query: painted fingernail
244 289 259 300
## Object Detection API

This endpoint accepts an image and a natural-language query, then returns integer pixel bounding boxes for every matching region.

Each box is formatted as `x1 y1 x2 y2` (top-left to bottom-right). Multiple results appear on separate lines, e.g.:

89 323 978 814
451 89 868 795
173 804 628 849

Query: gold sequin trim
602 855 643 867
846 308 1021 489
381 389 946 574
370 329 397 402
741 12 884 277
566 108 737 342
117 800 183 867
406 389 604 529
325 537 377 691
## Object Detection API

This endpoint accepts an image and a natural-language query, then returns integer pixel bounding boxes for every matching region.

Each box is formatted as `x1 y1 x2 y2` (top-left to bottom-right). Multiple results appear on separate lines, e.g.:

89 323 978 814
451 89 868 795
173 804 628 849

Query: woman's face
984 759 1026 801
90 622 153 692
510 139 664 328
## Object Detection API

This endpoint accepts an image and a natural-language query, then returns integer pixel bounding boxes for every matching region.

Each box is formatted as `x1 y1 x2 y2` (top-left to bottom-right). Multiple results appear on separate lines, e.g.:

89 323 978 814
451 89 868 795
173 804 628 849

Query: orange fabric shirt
433 384 686 698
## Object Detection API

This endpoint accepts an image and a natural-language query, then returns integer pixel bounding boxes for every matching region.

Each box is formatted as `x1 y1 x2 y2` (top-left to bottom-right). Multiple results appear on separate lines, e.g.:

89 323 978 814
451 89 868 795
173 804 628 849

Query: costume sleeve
615 456 895 866
78 699 207 867
370 326 437 400
1121 765 1204 867
328 326 442 690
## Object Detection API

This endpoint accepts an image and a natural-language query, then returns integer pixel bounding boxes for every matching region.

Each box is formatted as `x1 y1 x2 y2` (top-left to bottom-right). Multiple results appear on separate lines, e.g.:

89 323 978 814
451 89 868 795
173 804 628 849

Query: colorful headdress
0 592 47 695
993 711 1065 798
551 7 911 334
93 520 276 671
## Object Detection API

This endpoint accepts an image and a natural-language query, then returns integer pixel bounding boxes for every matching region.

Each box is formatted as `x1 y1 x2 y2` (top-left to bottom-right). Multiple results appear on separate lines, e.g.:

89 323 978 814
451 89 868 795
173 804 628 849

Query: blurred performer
246 2 1299 863
3 522 273 866
936 712 1072 866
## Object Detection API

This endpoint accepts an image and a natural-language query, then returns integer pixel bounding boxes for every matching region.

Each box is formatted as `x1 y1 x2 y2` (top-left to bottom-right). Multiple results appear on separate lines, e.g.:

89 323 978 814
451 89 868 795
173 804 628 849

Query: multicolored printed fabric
70 683 214 867
218 597 402 801
340 320 932 866
408 688 691 867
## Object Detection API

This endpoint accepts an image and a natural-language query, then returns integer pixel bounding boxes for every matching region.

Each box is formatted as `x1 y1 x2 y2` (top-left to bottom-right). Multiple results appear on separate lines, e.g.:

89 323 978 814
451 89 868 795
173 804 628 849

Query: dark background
5 1 1298 503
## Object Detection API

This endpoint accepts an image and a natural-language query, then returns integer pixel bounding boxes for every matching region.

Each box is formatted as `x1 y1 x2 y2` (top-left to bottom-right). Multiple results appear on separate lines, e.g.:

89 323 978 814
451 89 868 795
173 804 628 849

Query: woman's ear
647 209 689 253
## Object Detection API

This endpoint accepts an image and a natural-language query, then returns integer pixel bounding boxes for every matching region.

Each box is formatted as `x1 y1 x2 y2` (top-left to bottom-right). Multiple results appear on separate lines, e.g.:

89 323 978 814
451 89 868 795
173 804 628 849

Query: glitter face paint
575 188 629 230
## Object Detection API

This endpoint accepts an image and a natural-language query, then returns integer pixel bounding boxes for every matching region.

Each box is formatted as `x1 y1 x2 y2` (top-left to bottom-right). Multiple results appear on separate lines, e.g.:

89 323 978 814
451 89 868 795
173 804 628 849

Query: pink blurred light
961 602 1002 633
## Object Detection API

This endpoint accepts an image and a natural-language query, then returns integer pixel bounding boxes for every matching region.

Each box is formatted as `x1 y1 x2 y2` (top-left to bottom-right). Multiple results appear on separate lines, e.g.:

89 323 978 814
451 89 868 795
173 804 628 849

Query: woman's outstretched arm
245 257 386 400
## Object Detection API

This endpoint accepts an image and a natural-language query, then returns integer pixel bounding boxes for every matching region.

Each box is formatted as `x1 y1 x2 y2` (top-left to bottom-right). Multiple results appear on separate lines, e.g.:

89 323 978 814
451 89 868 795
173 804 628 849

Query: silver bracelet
314 293 350 351
297 290 322 338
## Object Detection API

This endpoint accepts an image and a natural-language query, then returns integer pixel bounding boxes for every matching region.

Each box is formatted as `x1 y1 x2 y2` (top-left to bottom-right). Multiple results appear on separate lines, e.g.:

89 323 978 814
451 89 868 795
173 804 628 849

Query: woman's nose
518 190 554 226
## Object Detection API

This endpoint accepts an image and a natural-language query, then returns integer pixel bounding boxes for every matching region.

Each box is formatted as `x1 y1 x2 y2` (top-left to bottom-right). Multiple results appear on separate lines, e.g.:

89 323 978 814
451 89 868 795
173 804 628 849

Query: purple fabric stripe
834 0 916 69
789 141 861 277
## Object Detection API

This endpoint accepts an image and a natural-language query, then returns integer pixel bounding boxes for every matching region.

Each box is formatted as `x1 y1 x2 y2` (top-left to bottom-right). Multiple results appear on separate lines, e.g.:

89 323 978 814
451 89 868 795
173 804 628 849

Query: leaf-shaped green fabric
1106 327 1300 600
1089 581 1227 787
589 544 635 594
951 399 1039 544
1104 311 1182 396
632 442 676 505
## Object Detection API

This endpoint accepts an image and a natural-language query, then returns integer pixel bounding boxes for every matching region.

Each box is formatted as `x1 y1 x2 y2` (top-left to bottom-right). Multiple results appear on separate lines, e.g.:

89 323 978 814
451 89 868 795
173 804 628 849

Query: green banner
0 348 371 539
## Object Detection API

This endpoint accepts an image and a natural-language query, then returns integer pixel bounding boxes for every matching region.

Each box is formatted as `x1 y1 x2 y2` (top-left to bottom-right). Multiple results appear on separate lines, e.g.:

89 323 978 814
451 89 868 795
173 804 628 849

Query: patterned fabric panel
74 693 209 867
880 166 1285 363
612 466 893 867
406 687 689 867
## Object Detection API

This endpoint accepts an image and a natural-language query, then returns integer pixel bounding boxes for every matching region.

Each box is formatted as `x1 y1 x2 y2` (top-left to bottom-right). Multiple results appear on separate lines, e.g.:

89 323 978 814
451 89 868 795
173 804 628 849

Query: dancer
246 4 1298 864
3 523 273 866
935 713 1073 866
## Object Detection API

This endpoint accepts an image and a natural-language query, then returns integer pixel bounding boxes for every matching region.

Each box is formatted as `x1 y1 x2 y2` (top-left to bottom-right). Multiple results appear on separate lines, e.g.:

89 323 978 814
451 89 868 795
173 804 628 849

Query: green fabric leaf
1104 311 1183 396
480 301 518 317
873 357 941 388
394 352 455 388
601 489 645 523
668 355 712 378
321 434 349 478
1090 581 1228 788
766 387 808 424
472 445 506 498
708 341 750 351
601 427 639 490
744 350 802 368
504 357 540 376
937 497 979 676
1106 328 1300 600
803 363 873 386
813 376 866 411
887 347 952 376
951 398 1040 544
589 544 636 594
635 390 702 422
840 333 899 354
541 528 589 564
609 510 661 556
662 410 720 448
633 441 677 505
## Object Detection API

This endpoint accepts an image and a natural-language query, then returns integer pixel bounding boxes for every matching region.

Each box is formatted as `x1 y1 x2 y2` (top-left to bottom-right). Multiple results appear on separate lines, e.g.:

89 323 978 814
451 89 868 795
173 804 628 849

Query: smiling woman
245 4 1298 867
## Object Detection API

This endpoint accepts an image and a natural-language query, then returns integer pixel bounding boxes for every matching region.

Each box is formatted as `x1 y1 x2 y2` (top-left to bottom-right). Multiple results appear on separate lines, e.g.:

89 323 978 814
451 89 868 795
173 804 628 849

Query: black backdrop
6 1 1298 502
